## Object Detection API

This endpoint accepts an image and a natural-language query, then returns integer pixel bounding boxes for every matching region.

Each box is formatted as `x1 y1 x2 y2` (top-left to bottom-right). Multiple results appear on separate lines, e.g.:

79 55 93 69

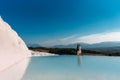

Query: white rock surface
31 50 56 56
0 17 31 80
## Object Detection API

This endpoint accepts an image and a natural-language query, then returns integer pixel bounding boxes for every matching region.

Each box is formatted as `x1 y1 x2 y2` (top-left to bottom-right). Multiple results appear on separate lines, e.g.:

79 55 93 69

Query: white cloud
40 35 78 47
77 32 120 44
41 32 120 47
60 35 77 41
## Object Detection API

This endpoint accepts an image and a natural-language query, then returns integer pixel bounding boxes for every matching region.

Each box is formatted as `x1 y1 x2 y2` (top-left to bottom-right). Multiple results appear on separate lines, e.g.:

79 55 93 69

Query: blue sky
1 0 120 46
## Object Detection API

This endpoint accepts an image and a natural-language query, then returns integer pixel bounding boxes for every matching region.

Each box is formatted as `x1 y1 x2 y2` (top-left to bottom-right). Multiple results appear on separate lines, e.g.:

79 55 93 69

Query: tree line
29 47 107 56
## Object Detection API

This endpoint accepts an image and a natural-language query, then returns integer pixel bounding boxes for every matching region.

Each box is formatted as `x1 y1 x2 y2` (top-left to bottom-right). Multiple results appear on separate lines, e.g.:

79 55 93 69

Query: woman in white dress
77 44 82 56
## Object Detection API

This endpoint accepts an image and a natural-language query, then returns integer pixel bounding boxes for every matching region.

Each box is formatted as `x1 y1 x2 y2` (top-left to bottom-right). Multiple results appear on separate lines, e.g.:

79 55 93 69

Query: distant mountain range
28 42 120 55
53 42 120 53
27 43 42 48
28 41 120 49
53 42 120 49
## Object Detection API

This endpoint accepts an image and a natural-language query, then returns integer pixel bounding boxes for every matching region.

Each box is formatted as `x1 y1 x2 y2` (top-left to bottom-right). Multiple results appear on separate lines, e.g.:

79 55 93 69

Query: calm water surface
22 56 120 80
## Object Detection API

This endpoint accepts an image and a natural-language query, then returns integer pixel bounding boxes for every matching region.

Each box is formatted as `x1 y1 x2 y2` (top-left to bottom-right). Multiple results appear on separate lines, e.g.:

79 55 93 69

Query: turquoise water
22 56 120 80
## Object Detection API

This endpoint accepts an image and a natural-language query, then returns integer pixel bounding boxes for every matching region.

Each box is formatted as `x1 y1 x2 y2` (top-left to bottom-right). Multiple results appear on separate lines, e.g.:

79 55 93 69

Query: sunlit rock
0 17 31 80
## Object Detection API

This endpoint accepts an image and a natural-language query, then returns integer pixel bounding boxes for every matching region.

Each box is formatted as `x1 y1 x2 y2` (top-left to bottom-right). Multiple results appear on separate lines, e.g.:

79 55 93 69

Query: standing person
77 44 82 56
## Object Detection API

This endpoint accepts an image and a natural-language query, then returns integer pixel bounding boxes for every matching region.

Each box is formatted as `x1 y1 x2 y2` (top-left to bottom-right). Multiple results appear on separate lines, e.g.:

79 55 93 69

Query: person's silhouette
77 44 82 56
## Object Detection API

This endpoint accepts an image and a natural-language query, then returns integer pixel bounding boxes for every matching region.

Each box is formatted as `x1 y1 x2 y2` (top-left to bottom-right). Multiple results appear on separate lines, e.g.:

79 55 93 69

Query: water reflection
77 56 82 66
22 56 120 80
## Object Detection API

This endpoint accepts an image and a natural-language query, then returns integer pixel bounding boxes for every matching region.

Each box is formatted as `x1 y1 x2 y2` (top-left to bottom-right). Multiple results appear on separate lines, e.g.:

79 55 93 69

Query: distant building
77 44 82 55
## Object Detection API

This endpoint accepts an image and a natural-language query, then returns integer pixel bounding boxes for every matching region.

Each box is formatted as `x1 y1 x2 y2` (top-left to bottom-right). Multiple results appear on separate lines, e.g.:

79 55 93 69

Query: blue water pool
22 56 120 80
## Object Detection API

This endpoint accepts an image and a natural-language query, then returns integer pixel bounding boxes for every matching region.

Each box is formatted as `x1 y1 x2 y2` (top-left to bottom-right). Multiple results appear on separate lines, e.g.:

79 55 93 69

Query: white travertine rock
0 17 31 80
